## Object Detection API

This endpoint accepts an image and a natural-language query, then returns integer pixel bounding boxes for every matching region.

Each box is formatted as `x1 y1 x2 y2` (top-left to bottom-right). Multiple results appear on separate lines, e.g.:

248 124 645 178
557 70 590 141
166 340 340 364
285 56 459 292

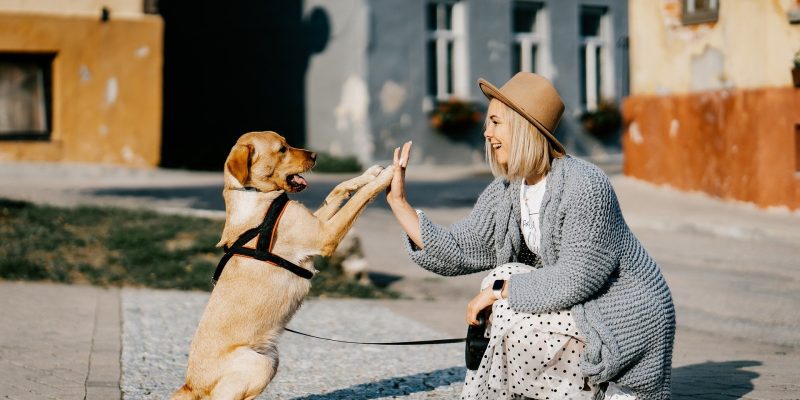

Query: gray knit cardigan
404 156 675 400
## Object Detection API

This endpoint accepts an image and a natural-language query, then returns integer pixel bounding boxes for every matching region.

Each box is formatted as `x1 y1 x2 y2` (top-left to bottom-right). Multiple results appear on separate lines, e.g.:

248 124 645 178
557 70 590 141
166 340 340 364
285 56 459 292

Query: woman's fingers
400 141 412 168
393 146 400 165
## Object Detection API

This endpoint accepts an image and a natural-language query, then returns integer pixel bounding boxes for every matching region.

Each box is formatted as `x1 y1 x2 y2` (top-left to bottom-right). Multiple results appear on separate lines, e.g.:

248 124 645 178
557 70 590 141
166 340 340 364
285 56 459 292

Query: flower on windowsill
579 100 622 142
429 98 484 137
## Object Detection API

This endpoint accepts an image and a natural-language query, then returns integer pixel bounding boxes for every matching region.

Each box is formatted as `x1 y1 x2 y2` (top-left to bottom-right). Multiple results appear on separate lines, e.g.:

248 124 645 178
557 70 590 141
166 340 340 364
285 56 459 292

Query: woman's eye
279 146 287 153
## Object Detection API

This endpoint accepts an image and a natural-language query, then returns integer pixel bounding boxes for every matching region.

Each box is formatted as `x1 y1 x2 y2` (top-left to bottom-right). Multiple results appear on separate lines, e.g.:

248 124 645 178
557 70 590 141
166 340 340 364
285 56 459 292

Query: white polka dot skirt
461 263 597 400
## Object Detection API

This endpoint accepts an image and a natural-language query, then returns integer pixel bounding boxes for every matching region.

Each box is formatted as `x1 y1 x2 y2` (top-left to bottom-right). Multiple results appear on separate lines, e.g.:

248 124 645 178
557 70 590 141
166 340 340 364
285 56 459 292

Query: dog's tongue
291 174 308 191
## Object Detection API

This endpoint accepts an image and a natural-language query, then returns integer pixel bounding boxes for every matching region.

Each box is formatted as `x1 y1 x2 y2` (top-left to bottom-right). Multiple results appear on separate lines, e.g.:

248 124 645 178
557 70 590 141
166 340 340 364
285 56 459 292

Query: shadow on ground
88 178 490 211
672 360 760 399
290 366 465 400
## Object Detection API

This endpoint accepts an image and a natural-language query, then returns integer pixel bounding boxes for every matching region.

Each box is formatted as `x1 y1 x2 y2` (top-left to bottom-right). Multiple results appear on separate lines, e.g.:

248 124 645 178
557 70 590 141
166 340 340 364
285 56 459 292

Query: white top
519 176 547 255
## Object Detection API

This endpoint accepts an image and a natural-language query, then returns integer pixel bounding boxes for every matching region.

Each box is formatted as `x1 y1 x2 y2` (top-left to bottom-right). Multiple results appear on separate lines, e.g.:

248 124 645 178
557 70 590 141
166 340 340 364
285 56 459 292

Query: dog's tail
170 384 198 400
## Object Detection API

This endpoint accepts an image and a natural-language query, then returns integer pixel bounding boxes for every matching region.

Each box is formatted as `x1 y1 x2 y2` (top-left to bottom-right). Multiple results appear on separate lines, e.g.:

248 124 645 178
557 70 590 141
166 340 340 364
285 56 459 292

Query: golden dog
172 131 394 400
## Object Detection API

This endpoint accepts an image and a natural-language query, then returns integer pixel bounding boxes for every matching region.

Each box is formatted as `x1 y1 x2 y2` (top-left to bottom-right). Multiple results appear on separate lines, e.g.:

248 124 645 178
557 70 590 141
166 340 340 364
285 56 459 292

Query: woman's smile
485 100 512 166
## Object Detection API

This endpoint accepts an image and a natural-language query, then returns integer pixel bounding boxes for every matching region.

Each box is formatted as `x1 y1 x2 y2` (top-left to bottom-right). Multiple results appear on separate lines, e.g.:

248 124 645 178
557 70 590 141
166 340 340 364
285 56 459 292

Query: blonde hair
485 99 564 181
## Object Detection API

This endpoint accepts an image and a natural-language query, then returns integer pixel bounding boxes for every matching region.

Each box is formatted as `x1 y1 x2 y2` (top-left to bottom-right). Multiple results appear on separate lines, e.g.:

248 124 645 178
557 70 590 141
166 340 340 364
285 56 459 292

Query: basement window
682 0 719 25
0 53 55 141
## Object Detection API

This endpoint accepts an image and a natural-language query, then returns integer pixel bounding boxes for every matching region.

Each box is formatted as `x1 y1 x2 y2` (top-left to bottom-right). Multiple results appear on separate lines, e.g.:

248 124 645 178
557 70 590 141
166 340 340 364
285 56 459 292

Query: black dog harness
212 192 314 285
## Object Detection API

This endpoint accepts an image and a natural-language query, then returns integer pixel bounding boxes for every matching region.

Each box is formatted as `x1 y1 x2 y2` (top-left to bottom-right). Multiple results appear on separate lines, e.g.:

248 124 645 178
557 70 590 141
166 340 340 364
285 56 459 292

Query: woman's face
484 100 512 167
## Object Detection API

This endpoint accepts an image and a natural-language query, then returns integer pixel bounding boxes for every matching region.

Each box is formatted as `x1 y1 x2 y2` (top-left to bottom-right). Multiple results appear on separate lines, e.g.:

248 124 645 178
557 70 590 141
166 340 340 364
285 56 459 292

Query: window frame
426 0 468 101
681 0 719 25
0 52 55 141
511 1 551 78
579 6 614 112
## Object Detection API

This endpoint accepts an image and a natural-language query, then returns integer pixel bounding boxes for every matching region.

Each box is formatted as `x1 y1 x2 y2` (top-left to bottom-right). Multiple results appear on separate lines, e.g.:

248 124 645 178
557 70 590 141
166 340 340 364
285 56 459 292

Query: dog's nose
310 152 317 161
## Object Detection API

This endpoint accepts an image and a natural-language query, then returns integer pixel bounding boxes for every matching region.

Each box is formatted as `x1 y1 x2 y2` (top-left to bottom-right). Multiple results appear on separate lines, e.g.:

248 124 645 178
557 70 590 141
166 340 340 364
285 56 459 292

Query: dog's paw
374 165 395 186
364 165 384 178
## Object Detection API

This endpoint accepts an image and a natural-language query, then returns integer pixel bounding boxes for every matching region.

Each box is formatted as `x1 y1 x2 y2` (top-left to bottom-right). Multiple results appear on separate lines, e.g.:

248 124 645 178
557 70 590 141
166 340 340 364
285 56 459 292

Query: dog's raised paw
364 165 384 177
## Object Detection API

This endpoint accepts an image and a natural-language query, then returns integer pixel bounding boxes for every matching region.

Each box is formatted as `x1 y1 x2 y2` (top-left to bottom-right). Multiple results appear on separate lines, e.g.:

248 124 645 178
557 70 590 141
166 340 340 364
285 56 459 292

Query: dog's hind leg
314 165 385 221
210 347 278 400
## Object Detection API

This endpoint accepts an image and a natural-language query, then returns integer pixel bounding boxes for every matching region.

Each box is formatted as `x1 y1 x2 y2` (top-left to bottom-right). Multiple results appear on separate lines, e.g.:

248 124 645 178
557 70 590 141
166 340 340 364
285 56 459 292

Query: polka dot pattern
460 264 596 400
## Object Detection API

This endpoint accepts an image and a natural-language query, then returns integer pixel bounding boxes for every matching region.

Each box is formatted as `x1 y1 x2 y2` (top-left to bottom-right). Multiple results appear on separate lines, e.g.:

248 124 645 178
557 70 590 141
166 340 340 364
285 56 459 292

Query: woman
386 73 674 400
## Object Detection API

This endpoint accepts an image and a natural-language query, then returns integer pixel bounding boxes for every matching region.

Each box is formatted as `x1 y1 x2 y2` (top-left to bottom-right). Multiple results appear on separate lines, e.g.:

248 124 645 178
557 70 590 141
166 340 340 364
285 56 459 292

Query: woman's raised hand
386 141 412 206
385 141 423 249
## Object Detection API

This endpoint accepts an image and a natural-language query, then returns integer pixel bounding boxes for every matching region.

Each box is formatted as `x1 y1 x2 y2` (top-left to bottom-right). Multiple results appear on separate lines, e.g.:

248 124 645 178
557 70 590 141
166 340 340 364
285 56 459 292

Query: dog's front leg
314 165 385 221
318 166 394 255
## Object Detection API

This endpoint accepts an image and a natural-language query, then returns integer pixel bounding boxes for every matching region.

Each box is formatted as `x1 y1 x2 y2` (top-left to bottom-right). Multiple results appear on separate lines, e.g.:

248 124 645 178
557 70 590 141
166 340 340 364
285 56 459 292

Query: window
511 1 550 77
579 6 614 112
682 0 719 25
0 53 54 140
511 1 552 78
426 0 468 100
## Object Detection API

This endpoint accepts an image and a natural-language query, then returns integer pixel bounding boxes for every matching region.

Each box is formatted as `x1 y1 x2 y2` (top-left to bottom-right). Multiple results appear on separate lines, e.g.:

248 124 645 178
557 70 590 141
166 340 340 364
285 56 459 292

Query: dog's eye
279 146 287 153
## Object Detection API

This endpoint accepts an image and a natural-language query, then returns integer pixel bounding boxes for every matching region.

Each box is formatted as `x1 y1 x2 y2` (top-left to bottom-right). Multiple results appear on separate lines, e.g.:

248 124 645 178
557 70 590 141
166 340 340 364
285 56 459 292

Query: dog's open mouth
287 174 308 192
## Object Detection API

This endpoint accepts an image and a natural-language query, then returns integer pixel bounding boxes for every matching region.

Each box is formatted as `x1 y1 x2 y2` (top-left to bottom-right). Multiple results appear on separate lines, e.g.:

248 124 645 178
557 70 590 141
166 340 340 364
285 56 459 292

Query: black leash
285 328 465 345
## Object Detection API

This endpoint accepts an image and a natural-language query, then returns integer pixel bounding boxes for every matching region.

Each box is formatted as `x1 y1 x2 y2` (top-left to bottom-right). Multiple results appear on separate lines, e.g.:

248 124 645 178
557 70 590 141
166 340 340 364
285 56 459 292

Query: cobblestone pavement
121 289 464 399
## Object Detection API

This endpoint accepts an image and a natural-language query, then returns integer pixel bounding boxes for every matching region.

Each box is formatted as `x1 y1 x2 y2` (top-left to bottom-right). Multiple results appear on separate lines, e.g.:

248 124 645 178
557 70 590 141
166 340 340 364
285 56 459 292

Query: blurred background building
0 0 163 166
624 0 800 209
1 0 799 209
304 0 629 166
0 0 630 170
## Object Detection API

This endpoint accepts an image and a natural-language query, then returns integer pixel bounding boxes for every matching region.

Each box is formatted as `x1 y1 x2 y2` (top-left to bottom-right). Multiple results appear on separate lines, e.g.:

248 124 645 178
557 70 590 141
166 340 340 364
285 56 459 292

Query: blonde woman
386 73 674 400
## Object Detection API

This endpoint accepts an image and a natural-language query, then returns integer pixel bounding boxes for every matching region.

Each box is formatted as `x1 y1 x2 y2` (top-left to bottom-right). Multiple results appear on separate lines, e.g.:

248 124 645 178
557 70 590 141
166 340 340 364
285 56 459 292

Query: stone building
623 0 800 209
0 0 163 166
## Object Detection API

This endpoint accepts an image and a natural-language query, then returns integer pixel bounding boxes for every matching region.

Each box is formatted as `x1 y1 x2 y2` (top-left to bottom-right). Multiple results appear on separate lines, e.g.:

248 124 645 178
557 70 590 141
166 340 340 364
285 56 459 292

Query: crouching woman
386 73 675 400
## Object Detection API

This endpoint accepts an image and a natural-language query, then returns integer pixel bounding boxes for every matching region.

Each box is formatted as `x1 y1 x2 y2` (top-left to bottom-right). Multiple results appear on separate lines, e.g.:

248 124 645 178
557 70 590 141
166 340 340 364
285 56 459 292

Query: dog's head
223 131 316 193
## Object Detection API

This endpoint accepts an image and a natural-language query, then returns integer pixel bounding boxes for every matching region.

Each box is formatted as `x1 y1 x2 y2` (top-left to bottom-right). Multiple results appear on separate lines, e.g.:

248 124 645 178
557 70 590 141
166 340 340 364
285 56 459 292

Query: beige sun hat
478 72 566 154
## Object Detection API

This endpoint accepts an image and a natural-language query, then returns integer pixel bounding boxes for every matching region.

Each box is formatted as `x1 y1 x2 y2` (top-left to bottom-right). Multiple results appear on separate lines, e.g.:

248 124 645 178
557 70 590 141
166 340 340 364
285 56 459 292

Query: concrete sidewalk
1 160 799 399
0 281 121 400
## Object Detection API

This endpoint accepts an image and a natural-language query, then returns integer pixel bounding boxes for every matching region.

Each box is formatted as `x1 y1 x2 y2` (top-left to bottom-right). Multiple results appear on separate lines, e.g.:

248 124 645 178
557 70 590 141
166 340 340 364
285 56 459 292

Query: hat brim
478 78 565 155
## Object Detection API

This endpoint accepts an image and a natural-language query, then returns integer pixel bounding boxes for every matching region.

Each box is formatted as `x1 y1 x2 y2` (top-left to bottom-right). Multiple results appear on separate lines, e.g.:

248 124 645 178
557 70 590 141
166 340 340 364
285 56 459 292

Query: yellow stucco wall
629 0 800 95
0 0 143 17
0 12 163 166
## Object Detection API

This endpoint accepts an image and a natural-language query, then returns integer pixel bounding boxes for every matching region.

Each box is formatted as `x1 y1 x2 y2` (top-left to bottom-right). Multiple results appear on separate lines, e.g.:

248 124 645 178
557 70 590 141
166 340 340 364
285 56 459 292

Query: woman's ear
225 143 252 185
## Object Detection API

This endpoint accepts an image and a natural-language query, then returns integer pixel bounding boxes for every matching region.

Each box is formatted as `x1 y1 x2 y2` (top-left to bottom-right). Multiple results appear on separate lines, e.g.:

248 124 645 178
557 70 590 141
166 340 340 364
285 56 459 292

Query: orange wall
623 87 800 210
0 12 163 166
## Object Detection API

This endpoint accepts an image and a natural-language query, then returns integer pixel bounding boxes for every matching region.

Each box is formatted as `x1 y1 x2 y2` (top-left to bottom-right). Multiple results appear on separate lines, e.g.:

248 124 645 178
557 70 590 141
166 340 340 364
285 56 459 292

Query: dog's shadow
289 366 465 400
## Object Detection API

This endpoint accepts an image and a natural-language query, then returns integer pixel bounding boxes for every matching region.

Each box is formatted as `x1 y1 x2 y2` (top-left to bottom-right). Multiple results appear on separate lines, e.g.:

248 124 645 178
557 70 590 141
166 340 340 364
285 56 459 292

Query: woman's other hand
386 141 412 206
466 288 497 326
466 281 509 325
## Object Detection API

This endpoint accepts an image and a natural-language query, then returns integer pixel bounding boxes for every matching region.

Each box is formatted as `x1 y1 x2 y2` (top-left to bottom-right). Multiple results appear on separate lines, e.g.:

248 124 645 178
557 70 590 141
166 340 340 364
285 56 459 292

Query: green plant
579 100 623 142
794 49 800 69
313 152 362 173
429 98 484 137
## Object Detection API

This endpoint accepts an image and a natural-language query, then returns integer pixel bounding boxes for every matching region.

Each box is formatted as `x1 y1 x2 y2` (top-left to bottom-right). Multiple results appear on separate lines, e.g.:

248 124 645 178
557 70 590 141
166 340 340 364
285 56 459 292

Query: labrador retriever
172 131 394 400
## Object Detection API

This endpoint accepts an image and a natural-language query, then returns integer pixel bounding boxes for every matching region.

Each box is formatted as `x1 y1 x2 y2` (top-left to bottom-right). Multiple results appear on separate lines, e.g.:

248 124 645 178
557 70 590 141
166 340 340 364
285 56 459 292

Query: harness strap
212 193 313 284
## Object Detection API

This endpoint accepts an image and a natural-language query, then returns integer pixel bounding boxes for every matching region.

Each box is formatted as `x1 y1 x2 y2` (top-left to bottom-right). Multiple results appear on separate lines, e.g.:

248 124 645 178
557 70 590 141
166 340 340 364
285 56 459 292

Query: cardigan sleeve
507 168 620 313
401 180 502 276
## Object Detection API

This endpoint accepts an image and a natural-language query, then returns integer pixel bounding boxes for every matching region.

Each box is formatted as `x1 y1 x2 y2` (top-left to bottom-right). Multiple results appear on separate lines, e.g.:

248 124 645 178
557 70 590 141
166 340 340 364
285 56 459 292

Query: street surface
0 160 798 399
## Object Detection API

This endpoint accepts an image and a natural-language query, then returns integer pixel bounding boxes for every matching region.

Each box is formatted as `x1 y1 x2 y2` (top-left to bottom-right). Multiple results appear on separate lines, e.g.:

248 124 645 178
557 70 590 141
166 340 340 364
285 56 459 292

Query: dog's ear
225 143 252 185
